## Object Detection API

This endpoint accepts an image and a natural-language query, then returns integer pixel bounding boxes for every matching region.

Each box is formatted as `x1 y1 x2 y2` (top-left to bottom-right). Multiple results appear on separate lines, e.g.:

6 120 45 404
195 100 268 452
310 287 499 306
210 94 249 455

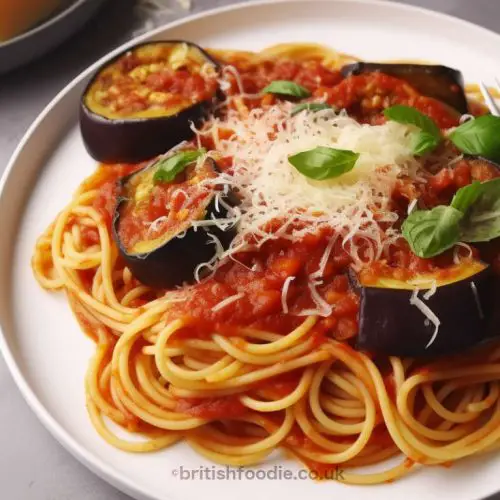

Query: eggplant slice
341 63 468 114
113 153 237 288
81 41 222 163
353 261 499 357
467 156 500 181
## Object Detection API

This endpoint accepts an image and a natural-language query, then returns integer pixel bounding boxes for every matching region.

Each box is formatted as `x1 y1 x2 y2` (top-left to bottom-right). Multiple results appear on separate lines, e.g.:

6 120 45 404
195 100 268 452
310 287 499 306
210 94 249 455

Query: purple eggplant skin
341 62 468 114
80 41 223 164
353 265 499 357
112 158 237 289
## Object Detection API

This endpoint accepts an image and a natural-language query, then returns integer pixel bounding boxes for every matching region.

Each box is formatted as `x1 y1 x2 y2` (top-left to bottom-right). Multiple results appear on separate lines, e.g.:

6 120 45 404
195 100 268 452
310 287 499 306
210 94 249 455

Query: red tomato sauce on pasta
175 396 247 419
171 229 359 340
88 58 488 343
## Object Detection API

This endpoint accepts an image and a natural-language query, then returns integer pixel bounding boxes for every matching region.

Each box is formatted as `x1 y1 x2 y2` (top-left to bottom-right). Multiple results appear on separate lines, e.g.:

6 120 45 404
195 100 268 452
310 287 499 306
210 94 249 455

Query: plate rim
3 1 500 499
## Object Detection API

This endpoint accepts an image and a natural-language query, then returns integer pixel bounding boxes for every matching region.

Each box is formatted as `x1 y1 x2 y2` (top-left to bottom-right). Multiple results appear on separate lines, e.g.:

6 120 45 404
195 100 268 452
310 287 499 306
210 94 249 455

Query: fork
479 80 500 116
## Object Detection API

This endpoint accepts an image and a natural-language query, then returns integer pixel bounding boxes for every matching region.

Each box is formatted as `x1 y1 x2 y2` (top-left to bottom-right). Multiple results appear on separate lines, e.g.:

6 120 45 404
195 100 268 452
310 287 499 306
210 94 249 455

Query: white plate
2 1 500 499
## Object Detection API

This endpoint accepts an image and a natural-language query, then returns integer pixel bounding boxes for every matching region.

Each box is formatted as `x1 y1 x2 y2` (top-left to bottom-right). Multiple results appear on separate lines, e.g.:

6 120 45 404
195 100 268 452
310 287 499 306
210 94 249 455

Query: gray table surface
2 0 500 499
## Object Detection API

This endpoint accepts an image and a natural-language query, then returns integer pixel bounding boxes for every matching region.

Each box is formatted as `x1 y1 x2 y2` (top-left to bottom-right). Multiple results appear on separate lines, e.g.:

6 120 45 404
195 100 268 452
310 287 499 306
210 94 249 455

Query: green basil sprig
153 148 206 183
449 115 500 162
402 206 463 258
291 102 332 116
384 106 500 161
288 146 359 180
262 80 311 99
402 177 500 257
449 181 482 213
384 105 442 156
459 178 500 242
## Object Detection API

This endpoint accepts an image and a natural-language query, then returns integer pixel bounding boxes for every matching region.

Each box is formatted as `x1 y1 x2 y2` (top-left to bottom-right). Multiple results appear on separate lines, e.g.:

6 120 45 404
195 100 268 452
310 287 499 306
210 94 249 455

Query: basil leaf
402 206 463 258
450 181 482 214
291 102 332 116
288 147 359 180
412 132 441 156
449 115 500 162
262 80 311 99
384 105 441 156
459 178 500 242
153 149 206 183
384 105 441 136
403 178 500 256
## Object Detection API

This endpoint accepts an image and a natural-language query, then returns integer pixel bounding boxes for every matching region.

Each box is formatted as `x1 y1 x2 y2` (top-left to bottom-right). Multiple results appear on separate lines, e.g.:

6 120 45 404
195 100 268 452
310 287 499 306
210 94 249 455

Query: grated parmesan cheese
423 280 437 300
193 232 225 282
453 242 473 264
407 198 418 215
281 276 296 314
193 101 421 270
211 293 245 312
311 235 337 280
410 289 441 348
145 65 440 317
295 279 332 317
146 216 168 235
470 282 484 319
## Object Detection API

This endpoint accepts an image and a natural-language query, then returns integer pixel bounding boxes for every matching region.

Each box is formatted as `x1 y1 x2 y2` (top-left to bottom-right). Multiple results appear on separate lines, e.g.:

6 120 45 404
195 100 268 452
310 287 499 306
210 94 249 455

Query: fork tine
479 81 500 116
494 77 500 98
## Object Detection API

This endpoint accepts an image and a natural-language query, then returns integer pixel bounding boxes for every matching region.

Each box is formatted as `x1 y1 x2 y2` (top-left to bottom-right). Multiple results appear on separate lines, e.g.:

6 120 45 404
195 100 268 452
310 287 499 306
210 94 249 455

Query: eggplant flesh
466 156 500 181
354 261 499 357
341 62 468 114
113 156 237 288
80 41 222 164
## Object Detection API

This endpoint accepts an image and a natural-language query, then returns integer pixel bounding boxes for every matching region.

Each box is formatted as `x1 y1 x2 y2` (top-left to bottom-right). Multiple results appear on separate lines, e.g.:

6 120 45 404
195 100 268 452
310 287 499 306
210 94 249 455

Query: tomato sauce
383 374 397 402
175 396 247 419
221 55 343 96
284 425 319 450
315 73 459 127
86 43 218 119
169 229 359 340
86 54 493 346
118 159 216 254
253 370 303 397
79 163 143 247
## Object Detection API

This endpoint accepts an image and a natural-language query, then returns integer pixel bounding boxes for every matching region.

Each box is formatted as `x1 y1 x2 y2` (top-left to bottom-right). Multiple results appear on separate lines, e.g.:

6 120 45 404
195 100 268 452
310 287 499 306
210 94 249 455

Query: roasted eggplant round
466 156 500 179
341 62 468 114
80 41 222 164
352 260 499 357
113 151 237 288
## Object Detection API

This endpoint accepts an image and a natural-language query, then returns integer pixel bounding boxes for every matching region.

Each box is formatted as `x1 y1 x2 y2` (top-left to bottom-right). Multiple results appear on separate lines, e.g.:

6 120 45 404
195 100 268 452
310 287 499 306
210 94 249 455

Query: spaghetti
32 42 500 485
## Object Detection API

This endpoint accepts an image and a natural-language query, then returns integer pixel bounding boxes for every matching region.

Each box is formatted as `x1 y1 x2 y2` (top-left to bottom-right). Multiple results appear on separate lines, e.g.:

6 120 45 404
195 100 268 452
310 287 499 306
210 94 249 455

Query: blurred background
1 1 500 499
2 0 499 171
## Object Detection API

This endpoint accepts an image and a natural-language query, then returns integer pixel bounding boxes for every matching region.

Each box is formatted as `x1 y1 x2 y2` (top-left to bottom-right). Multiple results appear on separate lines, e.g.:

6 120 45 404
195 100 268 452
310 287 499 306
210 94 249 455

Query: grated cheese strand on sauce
295 279 333 317
211 293 245 312
311 235 338 280
281 276 296 314
193 102 421 270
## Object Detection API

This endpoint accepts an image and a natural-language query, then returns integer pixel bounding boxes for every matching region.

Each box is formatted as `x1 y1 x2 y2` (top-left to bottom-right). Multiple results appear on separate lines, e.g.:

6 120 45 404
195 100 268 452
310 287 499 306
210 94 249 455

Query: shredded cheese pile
195 103 421 268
